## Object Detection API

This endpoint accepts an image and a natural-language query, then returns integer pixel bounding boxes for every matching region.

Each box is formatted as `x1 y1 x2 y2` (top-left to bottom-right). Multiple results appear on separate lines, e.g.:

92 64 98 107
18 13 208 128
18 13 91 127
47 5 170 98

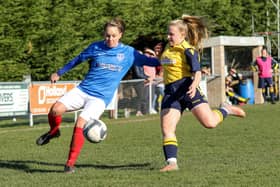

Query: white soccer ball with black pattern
83 119 107 143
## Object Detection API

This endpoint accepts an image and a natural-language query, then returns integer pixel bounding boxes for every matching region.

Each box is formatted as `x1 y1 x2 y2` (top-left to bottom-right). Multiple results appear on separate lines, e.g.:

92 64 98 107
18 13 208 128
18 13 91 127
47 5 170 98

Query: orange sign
29 83 76 114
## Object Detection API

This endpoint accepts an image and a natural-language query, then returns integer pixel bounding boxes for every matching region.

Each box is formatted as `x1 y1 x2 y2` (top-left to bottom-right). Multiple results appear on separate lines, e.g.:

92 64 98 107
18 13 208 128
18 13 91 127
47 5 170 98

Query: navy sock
163 137 178 162
213 108 228 122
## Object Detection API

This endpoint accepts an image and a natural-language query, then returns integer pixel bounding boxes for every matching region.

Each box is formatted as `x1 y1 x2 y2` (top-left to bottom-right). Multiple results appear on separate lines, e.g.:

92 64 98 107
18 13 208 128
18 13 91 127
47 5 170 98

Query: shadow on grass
0 159 152 173
0 160 64 173
77 162 152 170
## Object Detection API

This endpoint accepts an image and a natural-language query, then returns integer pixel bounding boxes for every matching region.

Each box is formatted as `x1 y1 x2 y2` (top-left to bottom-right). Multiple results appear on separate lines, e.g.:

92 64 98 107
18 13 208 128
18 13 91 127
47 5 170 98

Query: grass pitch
0 104 280 187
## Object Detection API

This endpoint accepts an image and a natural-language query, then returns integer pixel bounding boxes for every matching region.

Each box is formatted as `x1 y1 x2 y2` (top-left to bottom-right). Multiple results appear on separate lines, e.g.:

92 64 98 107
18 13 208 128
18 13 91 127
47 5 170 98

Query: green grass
1 104 280 187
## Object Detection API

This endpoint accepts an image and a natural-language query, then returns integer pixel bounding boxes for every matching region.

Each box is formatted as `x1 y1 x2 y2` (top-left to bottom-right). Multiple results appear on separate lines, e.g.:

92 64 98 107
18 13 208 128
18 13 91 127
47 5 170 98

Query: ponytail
181 15 208 50
170 15 208 50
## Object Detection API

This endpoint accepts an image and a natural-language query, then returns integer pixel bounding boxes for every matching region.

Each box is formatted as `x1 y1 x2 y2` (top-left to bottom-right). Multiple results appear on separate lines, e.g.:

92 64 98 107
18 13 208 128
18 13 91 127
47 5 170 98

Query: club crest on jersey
117 53 125 61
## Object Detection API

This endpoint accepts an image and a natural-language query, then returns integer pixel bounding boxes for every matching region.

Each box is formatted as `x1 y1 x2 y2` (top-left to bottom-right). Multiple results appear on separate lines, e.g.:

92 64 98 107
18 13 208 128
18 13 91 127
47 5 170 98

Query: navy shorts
161 77 208 113
258 77 273 88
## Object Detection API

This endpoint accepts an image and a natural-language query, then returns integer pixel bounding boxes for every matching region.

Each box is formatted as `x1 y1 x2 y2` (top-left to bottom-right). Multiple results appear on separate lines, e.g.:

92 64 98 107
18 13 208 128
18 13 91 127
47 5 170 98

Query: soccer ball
83 119 107 143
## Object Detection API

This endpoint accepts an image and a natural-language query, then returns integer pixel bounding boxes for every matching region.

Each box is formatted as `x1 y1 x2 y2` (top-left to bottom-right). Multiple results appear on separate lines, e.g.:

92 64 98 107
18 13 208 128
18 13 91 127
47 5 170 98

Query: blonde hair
104 18 125 33
169 14 208 50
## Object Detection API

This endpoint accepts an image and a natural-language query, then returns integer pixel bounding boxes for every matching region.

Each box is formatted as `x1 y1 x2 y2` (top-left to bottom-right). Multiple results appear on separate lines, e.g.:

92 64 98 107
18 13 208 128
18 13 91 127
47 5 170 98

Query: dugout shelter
201 36 265 106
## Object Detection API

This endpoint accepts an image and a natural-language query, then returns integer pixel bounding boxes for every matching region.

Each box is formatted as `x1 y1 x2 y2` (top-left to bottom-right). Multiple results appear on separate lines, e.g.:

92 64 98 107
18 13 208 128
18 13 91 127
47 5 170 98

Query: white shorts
58 87 106 121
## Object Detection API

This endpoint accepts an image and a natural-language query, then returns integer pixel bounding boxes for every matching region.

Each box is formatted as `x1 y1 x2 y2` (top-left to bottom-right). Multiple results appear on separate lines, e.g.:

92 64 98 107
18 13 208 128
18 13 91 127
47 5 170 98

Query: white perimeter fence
0 79 208 126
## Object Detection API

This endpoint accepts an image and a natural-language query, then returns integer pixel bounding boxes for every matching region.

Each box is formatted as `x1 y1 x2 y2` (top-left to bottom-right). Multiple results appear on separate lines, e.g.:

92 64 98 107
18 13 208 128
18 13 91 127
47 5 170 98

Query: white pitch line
0 116 159 135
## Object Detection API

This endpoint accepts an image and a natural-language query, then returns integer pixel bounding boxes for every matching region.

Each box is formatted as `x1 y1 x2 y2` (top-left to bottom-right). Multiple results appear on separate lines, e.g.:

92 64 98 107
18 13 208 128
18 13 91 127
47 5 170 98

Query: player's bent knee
49 102 66 116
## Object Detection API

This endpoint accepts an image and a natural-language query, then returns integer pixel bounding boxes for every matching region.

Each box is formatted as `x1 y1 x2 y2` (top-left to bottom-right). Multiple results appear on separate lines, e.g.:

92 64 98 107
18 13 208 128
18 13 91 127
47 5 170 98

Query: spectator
252 46 278 104
153 42 165 112
225 75 249 104
154 42 164 57
228 68 242 95
201 66 211 76
152 66 164 112
143 48 158 114
131 53 150 116
225 68 249 104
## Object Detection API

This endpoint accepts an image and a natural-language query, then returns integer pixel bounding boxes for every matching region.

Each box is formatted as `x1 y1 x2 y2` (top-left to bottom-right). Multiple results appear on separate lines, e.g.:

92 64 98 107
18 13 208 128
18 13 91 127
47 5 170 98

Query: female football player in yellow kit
159 15 246 172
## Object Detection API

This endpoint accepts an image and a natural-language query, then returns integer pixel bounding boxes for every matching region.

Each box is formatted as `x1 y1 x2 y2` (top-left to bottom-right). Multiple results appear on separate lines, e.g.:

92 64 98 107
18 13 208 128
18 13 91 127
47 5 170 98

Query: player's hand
187 84 197 99
50 73 60 83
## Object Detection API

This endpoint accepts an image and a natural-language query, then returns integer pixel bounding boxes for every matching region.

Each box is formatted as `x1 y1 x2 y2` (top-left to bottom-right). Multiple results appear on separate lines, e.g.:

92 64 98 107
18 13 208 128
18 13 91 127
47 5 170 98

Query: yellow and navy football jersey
160 40 200 85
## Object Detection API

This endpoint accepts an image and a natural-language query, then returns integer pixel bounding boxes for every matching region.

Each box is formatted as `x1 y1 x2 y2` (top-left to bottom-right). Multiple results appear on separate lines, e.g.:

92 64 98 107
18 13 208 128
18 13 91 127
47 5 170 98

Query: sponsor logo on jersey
97 62 123 72
161 58 176 65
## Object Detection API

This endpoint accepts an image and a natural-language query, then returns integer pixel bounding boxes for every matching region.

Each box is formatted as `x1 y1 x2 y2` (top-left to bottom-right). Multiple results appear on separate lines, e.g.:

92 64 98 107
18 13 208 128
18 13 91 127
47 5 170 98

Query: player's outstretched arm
56 44 94 77
133 49 160 67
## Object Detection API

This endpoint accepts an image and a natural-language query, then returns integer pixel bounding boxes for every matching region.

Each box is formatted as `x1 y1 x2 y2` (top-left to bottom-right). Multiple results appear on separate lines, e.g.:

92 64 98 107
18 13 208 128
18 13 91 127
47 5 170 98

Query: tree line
0 0 277 81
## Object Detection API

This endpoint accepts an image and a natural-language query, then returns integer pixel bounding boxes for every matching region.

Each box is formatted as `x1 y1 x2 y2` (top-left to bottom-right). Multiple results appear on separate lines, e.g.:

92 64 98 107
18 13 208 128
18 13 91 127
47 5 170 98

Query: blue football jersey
57 41 159 105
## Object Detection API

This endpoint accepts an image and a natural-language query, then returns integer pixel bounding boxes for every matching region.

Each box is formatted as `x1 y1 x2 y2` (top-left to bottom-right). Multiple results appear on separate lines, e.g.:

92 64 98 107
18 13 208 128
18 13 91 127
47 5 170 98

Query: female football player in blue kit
36 18 159 173
159 15 246 172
